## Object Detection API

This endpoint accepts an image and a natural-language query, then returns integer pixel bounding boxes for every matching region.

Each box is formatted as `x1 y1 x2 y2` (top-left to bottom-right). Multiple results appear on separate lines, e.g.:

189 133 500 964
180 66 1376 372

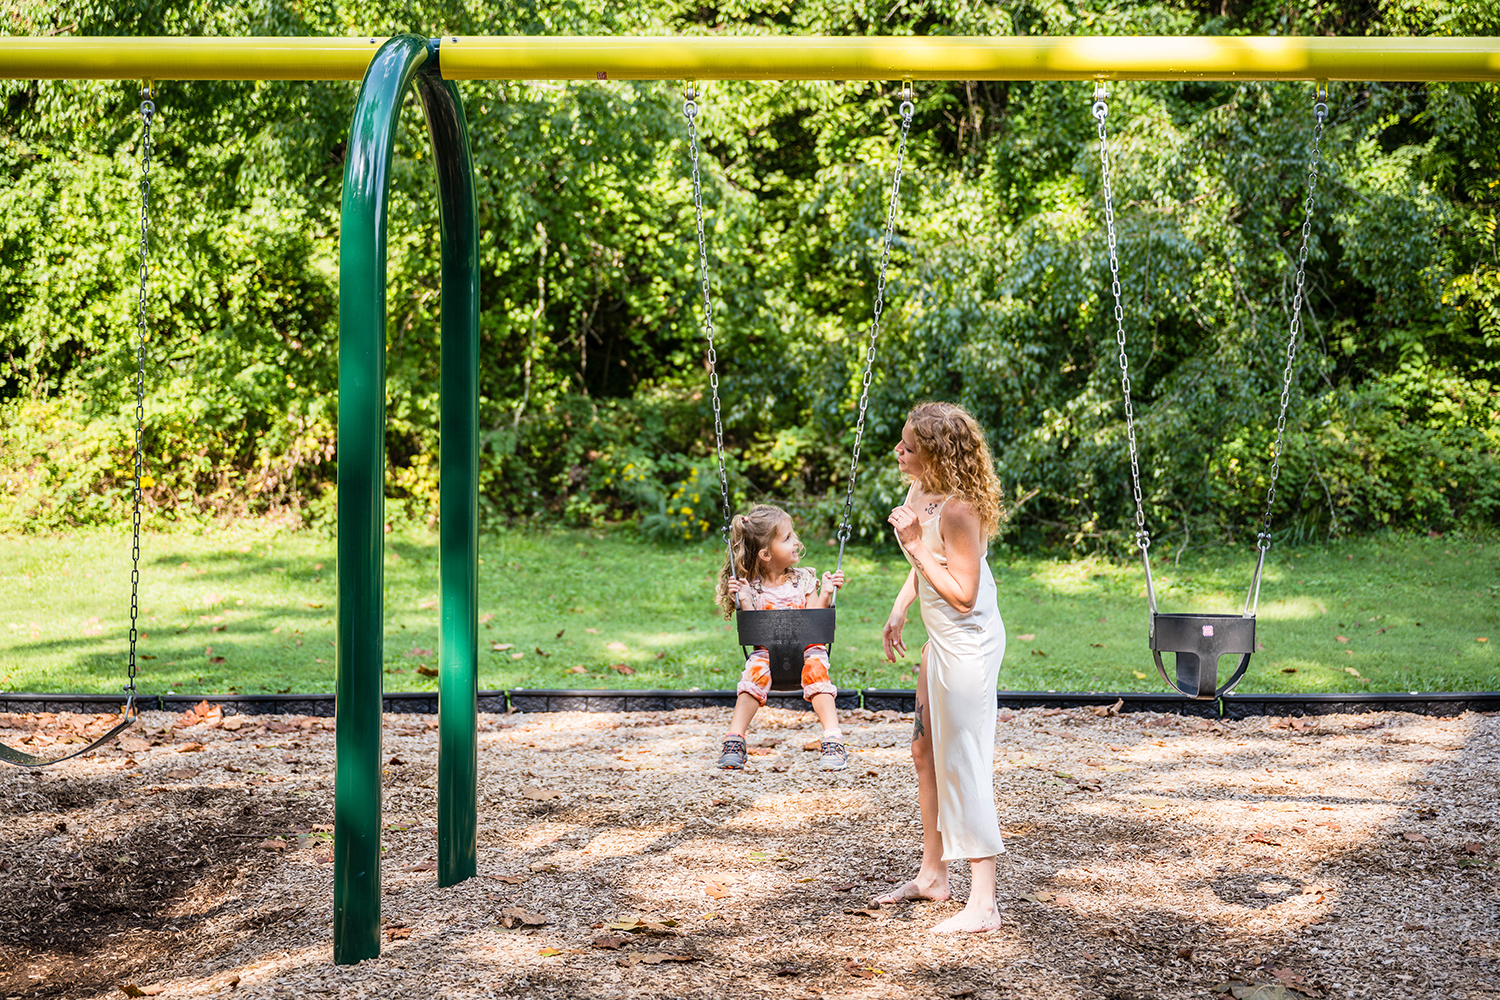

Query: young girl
877 401 1008 934
713 504 847 771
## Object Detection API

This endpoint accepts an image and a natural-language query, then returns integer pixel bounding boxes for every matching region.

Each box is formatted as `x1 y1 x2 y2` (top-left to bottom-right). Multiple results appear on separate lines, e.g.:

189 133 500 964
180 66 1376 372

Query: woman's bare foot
930 903 1002 934
873 876 951 905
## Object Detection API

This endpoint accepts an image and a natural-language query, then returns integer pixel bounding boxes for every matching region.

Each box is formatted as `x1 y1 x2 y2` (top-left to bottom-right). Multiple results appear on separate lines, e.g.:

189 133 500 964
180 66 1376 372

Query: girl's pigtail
729 514 746 579
716 516 745 618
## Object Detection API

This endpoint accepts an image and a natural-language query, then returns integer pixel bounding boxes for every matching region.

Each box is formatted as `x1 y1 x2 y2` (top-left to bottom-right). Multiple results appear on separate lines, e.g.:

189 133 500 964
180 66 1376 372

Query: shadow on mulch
0 773 324 999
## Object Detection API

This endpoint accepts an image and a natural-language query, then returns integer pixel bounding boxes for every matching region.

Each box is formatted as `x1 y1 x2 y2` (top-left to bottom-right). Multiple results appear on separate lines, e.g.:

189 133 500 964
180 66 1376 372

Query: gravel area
1 703 1496 999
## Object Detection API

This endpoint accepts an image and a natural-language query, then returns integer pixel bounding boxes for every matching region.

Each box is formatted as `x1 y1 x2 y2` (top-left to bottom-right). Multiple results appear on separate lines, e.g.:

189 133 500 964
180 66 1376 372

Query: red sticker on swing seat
1202 625 1215 637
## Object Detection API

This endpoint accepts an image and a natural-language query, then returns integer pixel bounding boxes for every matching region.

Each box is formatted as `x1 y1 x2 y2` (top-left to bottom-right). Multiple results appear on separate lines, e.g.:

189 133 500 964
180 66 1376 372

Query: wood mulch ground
1 702 1496 1000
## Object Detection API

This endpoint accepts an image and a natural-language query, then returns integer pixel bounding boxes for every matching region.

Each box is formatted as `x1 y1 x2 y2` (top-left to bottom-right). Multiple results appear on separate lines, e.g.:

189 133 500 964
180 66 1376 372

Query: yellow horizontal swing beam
0 35 1498 82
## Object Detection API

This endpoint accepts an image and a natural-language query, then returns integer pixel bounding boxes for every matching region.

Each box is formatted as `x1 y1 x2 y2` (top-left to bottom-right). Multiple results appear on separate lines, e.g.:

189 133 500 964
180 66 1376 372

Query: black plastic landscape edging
2 688 1497 718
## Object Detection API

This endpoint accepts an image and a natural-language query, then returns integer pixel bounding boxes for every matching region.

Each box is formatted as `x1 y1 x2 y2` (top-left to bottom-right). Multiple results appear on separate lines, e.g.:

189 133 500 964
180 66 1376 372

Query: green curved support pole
415 70 481 890
335 34 482 964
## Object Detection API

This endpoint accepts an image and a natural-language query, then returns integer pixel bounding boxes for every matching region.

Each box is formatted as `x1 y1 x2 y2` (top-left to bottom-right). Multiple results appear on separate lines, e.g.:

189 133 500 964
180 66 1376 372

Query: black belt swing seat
683 83 915 691
1092 83 1329 700
736 608 839 691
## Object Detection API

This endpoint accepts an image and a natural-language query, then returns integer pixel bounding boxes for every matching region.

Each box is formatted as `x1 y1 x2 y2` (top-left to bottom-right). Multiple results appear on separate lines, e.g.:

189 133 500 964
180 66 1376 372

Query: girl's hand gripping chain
725 575 752 611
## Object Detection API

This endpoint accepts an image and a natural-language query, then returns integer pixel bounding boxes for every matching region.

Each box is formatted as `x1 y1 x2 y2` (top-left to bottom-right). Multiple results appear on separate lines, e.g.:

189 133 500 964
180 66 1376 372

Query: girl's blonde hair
904 401 1006 538
715 504 799 616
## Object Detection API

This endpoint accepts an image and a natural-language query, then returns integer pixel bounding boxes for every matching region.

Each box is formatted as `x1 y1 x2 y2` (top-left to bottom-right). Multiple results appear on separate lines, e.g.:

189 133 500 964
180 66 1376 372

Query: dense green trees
2 1 1497 550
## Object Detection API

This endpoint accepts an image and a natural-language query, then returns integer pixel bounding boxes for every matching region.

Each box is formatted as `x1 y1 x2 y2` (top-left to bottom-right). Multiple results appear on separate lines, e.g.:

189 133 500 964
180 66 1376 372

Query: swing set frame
1 32 1496 965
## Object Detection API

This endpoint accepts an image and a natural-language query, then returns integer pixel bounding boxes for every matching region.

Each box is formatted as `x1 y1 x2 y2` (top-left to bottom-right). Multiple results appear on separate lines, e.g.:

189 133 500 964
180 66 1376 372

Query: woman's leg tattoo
913 697 926 741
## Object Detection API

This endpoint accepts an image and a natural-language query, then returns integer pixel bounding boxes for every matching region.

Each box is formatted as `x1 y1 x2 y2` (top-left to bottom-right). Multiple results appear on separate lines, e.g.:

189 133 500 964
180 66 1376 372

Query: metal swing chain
1258 87 1327 550
1092 86 1151 557
1241 85 1327 618
126 86 154 713
683 87 739 578
834 81 915 577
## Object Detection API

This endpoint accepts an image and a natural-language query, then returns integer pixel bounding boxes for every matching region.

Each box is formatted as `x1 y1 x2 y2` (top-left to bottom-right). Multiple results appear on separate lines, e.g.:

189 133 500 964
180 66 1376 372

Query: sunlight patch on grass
1255 597 1332 621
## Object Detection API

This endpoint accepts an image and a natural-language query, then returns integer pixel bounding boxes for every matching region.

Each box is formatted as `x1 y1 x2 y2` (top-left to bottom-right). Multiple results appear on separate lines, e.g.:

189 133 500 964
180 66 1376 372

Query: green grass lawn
1 522 1495 697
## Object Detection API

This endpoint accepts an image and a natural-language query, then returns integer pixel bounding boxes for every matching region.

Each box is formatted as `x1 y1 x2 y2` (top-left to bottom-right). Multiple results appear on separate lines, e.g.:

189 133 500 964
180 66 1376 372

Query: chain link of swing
682 87 738 575
127 86 154 712
1093 82 1325 564
1259 86 1327 549
1092 84 1149 555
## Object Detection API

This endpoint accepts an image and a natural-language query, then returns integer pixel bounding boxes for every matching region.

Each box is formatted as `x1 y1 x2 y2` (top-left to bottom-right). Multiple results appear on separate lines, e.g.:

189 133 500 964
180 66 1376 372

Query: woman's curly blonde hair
904 401 1006 538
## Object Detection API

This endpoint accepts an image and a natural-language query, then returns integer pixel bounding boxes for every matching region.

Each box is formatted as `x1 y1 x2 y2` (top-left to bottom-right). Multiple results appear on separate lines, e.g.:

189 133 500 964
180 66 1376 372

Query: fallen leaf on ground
1088 698 1124 717
603 915 679 935
1402 831 1429 843
384 925 412 941
1017 633 1036 641
491 874 527 884
592 935 628 950
619 952 695 966
400 860 437 872
520 786 563 801
702 880 731 899
499 907 549 928
118 984 165 997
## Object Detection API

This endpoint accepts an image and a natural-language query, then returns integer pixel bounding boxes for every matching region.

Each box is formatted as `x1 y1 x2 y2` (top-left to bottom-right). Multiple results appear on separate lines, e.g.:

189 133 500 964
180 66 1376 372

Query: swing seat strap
0 699 139 768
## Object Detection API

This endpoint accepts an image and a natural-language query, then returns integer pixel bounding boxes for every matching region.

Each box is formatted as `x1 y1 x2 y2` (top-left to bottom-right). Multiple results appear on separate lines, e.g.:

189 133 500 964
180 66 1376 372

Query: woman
876 401 1007 934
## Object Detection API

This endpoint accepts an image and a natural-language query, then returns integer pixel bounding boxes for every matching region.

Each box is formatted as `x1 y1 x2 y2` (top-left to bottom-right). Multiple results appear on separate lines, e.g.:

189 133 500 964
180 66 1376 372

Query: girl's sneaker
717 736 748 769
818 739 848 771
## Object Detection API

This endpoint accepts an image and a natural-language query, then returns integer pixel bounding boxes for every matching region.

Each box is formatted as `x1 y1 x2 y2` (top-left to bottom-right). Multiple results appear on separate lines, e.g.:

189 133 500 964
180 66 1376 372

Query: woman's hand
888 503 922 549
882 609 908 662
